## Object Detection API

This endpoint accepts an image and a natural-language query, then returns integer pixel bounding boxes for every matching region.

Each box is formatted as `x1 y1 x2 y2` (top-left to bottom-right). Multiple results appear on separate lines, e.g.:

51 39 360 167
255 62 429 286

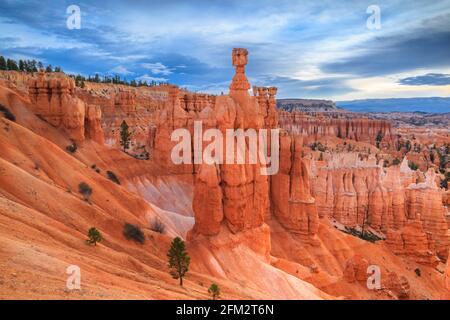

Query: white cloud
141 62 173 76
135 74 168 83
109 65 134 75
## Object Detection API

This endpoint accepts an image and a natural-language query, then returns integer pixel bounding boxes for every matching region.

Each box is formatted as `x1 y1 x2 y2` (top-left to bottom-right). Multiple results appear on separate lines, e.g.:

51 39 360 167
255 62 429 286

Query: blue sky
1 0 450 99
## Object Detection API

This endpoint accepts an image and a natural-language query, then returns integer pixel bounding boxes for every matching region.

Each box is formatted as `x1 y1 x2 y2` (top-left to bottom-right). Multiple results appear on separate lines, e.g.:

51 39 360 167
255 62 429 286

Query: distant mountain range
336 97 450 113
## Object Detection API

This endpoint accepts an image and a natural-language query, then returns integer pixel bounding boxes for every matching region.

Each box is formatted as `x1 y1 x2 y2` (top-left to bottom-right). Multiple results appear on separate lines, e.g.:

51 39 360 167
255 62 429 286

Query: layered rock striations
404 170 450 261
188 48 270 246
271 134 319 243
28 72 86 143
279 111 394 146
310 152 449 265
311 153 389 229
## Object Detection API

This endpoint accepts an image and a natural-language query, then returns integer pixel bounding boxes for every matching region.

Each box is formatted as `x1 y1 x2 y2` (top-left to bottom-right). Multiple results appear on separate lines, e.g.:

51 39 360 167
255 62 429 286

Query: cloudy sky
1 0 450 99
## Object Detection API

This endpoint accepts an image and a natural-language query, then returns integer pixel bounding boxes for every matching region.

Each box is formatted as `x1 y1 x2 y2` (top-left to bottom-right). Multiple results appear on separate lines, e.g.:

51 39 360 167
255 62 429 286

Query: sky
0 0 450 100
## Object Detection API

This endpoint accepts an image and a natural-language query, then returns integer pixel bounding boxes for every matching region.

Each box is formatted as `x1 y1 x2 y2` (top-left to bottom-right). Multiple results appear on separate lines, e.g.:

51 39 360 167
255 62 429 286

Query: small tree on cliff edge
120 120 131 152
208 283 221 300
0 56 6 70
167 237 190 286
86 227 102 246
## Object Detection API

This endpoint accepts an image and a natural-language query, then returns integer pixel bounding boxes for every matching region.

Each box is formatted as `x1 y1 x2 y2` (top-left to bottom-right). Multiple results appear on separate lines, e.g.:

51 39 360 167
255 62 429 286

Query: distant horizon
278 96 450 102
276 96 450 113
336 96 450 113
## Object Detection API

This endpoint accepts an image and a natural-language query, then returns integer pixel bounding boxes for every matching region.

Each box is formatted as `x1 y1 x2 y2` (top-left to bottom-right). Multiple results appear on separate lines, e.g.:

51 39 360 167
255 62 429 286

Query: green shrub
376 131 383 149
310 141 326 152
106 171 120 185
86 227 102 246
414 268 421 277
343 226 382 243
0 104 15 121
392 158 401 165
123 223 145 244
66 142 77 153
408 161 419 171
430 153 435 163
78 182 93 201
150 217 165 234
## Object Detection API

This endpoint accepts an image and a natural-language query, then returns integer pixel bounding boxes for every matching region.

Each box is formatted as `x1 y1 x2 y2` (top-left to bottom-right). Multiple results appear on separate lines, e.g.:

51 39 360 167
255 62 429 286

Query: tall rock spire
229 48 251 92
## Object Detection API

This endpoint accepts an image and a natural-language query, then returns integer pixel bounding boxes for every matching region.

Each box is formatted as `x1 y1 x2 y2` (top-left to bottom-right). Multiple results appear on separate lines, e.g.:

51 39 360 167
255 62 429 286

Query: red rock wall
310 153 449 265
279 111 394 146
28 72 85 143
271 134 319 243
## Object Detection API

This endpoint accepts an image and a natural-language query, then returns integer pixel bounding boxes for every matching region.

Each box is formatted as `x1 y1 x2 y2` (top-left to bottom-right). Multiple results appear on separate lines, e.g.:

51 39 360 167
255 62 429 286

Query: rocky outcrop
386 221 439 266
446 251 450 291
114 89 136 113
382 166 408 229
188 49 271 257
405 170 450 261
279 111 394 146
343 255 369 283
150 85 207 174
85 104 104 144
254 86 278 128
28 72 86 142
310 153 449 265
399 157 416 187
271 134 319 243
191 164 223 236
384 272 410 299
310 153 389 230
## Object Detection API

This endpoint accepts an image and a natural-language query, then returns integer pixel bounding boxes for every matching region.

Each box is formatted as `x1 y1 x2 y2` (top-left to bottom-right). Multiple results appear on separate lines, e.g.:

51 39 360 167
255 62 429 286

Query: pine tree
6 59 19 71
375 131 383 149
119 120 131 152
23 60 30 72
208 283 220 300
45 64 53 73
86 227 102 246
0 56 6 70
30 60 37 72
18 60 25 71
167 237 190 286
